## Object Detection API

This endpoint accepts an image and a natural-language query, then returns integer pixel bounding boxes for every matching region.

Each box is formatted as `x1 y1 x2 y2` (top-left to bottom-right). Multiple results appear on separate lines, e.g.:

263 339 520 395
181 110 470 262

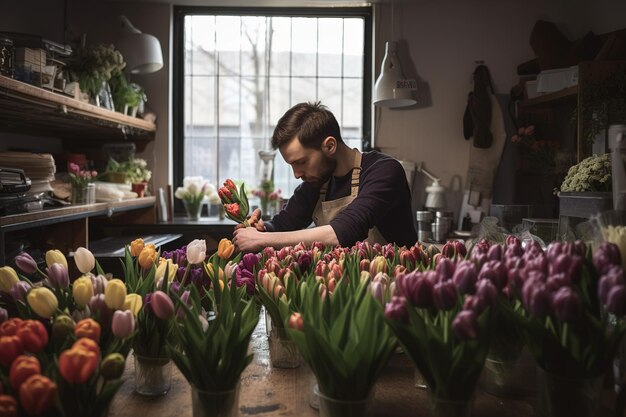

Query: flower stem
561 323 569 348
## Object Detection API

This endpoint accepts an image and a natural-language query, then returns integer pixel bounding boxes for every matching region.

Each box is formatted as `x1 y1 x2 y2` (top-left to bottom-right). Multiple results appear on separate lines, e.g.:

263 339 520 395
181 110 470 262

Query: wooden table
108 315 540 417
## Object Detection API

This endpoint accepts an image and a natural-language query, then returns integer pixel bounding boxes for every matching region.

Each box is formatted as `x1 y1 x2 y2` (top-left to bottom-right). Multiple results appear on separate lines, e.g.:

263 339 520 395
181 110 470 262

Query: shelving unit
518 85 577 108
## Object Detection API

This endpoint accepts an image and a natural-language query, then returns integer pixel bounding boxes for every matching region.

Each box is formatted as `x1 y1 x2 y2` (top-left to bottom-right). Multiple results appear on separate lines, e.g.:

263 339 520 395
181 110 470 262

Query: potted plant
110 73 147 117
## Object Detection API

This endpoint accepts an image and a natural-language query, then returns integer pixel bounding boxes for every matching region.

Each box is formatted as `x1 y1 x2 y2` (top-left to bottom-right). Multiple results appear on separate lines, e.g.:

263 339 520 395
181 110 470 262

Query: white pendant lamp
117 15 163 75
373 41 416 108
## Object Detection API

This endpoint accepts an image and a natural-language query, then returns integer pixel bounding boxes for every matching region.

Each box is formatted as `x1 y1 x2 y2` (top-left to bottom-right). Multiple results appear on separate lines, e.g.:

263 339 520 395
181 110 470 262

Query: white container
536 66 579 93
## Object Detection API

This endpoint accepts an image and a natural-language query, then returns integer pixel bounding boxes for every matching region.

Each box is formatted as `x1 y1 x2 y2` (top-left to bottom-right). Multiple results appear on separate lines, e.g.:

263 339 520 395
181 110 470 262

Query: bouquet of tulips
218 179 251 226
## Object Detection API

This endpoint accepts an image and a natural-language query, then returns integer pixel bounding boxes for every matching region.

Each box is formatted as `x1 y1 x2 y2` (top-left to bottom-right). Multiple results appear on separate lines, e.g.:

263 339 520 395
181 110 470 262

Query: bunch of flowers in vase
68 162 97 205
175 176 218 220
505 239 626 417
251 180 282 219
512 125 559 172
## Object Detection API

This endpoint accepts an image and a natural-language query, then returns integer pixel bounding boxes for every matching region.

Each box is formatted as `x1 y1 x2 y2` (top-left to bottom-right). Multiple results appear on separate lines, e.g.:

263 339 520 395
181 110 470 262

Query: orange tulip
72 337 101 360
138 245 158 269
59 346 99 384
73 318 101 343
0 395 17 417
19 375 56 415
9 355 41 390
129 238 145 257
0 318 23 337
16 320 48 353
217 238 235 260
0 336 24 367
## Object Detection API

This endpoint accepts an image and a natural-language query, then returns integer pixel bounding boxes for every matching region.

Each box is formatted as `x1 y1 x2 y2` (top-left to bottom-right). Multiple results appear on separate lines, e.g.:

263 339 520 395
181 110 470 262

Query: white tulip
74 247 95 274
186 239 206 265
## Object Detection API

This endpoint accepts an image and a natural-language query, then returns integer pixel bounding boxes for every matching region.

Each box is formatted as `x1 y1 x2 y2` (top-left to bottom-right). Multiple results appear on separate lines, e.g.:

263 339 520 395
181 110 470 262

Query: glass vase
183 199 203 220
430 396 473 417
479 348 536 399
191 382 240 417
71 184 89 205
534 368 605 417
268 325 300 369
134 354 172 396
315 385 372 417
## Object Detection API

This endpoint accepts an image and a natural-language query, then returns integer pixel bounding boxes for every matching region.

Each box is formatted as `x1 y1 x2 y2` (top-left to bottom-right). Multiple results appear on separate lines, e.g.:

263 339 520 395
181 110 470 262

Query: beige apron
312 150 387 245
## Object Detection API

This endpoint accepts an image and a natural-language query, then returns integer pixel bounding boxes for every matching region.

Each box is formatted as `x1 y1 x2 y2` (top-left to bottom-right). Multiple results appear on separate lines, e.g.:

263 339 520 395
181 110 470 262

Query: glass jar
0 36 14 78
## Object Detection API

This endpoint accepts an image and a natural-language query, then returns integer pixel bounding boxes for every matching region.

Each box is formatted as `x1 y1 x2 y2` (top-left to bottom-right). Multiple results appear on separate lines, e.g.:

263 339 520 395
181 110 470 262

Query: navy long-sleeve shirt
264 151 417 247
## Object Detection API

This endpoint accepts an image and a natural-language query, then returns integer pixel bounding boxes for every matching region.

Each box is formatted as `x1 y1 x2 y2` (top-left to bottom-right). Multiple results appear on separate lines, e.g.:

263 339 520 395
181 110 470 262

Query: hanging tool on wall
463 63 495 148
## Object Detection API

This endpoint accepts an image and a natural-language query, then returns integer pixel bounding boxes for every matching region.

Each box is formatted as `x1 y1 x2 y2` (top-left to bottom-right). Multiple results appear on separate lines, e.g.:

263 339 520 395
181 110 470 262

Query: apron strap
320 149 362 200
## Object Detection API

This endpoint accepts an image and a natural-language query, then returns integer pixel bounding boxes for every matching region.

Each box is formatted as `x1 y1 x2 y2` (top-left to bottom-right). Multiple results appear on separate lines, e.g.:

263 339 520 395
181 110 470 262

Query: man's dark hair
271 101 343 150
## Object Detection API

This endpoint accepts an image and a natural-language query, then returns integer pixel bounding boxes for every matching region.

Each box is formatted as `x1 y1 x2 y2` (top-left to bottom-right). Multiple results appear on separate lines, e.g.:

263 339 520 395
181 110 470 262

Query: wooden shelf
519 85 578 108
0 75 156 144
0 196 156 231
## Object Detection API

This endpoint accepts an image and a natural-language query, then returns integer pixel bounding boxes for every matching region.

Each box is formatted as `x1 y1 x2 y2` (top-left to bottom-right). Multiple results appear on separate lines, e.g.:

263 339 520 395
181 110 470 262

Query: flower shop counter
108 314 535 417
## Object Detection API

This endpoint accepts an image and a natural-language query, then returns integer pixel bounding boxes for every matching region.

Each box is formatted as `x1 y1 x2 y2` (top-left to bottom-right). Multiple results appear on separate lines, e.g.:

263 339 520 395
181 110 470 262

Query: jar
0 36 14 78
416 210 434 243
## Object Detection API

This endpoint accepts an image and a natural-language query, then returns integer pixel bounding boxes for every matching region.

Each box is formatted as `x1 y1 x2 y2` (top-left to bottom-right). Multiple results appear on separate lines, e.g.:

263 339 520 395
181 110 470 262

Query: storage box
536 65 578 93
14 47 46 70
558 192 613 218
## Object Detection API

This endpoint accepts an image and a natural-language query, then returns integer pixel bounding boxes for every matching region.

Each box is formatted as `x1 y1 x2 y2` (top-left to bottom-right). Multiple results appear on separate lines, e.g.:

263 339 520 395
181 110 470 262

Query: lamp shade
373 41 416 108
118 16 163 75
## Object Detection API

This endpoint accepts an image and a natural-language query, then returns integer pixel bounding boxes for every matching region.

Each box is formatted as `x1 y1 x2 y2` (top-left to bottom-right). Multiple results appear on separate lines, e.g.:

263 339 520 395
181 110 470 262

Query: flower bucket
478 348 536 399
534 368 605 417
183 199 203 220
314 385 372 417
71 184 89 205
268 325 300 369
191 382 240 417
430 395 473 417
134 354 172 396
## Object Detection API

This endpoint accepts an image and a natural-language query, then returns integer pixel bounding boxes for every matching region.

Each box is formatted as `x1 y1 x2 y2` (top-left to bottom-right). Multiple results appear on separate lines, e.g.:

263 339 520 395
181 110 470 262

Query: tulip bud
111 310 135 339
524 282 551 318
15 253 38 275
100 353 126 380
475 279 497 308
452 310 479 340
124 293 143 316
436 258 456 282
0 308 7 324
463 295 485 314
27 287 58 318
186 239 207 265
104 278 127 310
151 291 174 320
90 274 108 295
130 238 145 257
156 260 178 283
0 318 23 337
433 280 457 310
74 318 101 343
478 260 508 290
10 281 30 303
0 267 19 292
45 249 68 270
593 242 622 275
0 395 17 417
385 296 409 323
0 335 24 366
370 281 384 303
73 276 94 307
73 337 100 359
59 346 99 384
16 320 48 353
606 285 626 316
452 263 477 294
552 287 582 322
74 247 95 274
487 244 502 261
10 355 41 390
288 312 304 330
176 290 192 320
52 315 75 344
44 263 69 290
598 266 625 304
217 238 235 260
19 375 57 415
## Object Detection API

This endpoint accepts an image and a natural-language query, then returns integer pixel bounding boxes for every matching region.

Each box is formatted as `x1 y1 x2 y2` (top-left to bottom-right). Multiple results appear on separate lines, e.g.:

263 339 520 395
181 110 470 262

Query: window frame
172 6 373 213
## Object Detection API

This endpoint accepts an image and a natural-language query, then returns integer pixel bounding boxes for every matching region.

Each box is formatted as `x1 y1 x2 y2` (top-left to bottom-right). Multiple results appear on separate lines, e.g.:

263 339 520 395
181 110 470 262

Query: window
173 7 372 201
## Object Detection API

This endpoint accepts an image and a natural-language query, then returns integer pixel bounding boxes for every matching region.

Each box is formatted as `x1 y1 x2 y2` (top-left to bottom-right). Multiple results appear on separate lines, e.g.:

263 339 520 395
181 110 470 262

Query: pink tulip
111 310 135 338
151 291 174 320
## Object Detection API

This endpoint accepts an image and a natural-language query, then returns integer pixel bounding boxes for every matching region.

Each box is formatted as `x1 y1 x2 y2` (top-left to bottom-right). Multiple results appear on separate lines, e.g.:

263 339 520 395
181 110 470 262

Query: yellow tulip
129 238 145 257
124 294 143 316
217 238 235 260
27 287 58 318
204 263 224 281
0 266 19 292
45 250 68 270
73 277 94 307
138 246 158 270
104 279 127 310
156 259 178 282
74 247 95 274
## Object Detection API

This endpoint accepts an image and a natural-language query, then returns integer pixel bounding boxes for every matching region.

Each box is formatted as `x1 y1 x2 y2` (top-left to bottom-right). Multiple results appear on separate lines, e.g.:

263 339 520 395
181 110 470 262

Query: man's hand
233 226 267 253
234 208 266 231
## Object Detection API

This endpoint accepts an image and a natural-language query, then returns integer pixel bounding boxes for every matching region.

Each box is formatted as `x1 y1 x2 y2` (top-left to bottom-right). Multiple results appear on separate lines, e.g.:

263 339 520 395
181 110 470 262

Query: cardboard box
14 47 46 69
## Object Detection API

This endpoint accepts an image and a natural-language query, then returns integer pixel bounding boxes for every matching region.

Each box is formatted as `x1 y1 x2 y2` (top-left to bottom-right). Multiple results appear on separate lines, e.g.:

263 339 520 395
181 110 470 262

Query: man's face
279 137 336 188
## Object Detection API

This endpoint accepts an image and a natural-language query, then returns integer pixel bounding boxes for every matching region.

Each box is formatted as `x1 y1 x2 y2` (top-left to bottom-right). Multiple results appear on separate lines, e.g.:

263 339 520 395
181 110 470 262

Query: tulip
525 283 552 318
398 272 435 308
0 395 17 417
100 353 126 380
224 261 237 281
0 267 19 292
44 263 68 290
433 280 457 310
73 337 100 359
19 375 57 415
217 238 235 260
27 287 58 318
435 258 456 282
0 318 23 337
74 247 95 274
90 274 108 295
59 346 99 384
183 239 205 265
593 242 622 275
130 238 145 257
463 295 486 314
475 279 497 308
0 308 7 324
598 266 625 304
111 310 135 338
225 203 240 217
242 253 259 272
452 310 479 340
369 256 387 276
606 285 626 316
151 291 174 319
9 281 30 302
15 252 38 275
73 276 94 307
16 320 48 353
45 249 68 270
288 312 304 330
124 293 143 316
156 259 178 283
478 260 508 290
138 245 158 270
385 296 409 322
52 315 75 344
552 287 582 322
298 251 312 272
452 263 477 294
370 281 384 303
104 278 126 310
441 240 467 260
0 335 24 366
74 318 101 343
9 355 41 390
176 290 192 320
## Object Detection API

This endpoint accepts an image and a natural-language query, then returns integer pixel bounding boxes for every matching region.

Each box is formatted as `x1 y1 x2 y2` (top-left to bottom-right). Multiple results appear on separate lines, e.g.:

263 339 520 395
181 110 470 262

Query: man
233 101 416 252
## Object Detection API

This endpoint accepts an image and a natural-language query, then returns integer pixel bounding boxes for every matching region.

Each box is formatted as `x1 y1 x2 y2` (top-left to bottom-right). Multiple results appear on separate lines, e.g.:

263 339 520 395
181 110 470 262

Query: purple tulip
370 281 384 303
46 263 69 289
452 263 477 294
523 254 548 275
433 280 457 310
508 268 525 294
524 282 552 318
15 252 38 274
471 239 490 258
506 235 521 246
10 281 31 302
463 295 485 314
593 242 622 275
241 253 259 272
549 254 583 283
505 239 523 258
235 267 255 295
476 279 497 308
606 285 626 316
397 272 434 308
298 252 312 272
170 280 181 294
546 273 570 292
90 274 108 295
598 266 625 304
452 310 479 340
478 260 507 290
89 294 112 327
0 307 7 323
176 266 186 281
524 240 544 258
176 290 191 320
473 253 487 269
487 244 502 261
111 310 135 338
552 287 581 322
72 305 91 322
151 291 175 319
385 296 409 323
436 258 456 282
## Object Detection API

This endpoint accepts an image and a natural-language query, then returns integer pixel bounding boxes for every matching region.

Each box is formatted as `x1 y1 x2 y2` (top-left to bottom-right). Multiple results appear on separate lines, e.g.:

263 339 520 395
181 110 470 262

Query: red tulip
16 320 48 353
0 318 23 337
0 336 24 367
74 318 101 343
59 346 99 384
9 355 40 390
0 395 17 417
19 375 57 415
